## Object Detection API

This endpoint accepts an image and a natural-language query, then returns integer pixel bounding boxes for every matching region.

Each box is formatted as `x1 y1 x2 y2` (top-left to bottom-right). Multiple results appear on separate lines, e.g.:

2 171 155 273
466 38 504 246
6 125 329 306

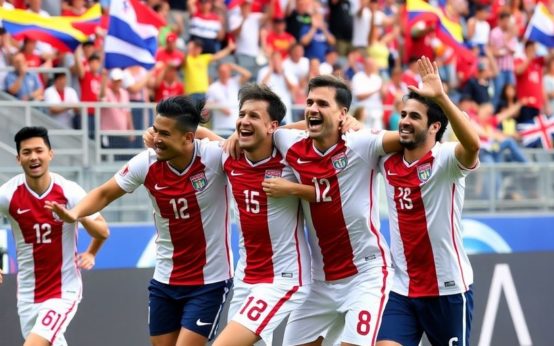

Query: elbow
97 226 110 241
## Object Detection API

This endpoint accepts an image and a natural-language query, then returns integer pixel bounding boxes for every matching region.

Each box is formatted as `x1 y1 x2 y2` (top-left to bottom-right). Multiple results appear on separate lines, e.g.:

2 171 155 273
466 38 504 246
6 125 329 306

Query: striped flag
105 0 165 69
524 3 554 48
517 114 554 149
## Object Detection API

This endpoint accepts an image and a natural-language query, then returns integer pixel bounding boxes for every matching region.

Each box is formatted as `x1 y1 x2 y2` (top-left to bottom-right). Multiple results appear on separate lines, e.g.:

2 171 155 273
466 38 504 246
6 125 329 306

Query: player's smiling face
17 137 53 179
399 98 435 150
152 115 190 162
236 99 277 153
305 86 346 144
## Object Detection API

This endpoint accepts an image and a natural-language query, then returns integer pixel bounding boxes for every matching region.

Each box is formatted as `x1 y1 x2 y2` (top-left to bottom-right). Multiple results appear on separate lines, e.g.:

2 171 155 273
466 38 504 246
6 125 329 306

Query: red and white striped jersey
380 142 476 297
274 129 391 282
0 173 95 303
223 149 311 286
115 140 232 286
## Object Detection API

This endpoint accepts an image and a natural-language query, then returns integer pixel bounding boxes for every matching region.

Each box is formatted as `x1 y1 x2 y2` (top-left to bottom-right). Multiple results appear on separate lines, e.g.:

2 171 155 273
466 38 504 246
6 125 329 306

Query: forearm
84 238 106 257
281 120 306 130
435 94 479 150
74 179 125 219
289 183 316 202
81 215 109 241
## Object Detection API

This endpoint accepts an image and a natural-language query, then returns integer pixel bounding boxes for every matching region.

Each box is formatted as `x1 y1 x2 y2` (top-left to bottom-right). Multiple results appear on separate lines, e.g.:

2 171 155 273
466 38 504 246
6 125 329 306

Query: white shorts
228 279 310 345
283 265 393 346
18 297 80 346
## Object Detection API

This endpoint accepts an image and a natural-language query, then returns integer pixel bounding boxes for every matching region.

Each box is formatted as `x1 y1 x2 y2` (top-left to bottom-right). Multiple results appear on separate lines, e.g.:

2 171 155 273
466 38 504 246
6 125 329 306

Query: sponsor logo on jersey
119 164 130 177
444 280 456 288
331 152 348 171
264 169 282 179
190 172 208 191
281 272 293 278
417 163 432 183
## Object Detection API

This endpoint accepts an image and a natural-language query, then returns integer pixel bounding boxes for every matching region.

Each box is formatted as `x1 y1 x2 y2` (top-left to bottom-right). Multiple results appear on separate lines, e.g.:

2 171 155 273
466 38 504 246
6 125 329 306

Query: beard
400 129 427 150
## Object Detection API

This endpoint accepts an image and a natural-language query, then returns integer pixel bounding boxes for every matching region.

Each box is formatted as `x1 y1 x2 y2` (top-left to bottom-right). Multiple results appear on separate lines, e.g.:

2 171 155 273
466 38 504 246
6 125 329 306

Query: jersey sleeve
64 180 100 221
345 128 386 165
273 129 306 156
114 150 152 193
0 181 11 215
197 139 225 176
439 142 479 180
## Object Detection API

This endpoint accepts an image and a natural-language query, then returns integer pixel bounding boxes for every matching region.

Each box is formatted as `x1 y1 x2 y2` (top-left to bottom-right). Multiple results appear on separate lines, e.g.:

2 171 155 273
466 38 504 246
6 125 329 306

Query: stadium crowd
0 0 553 158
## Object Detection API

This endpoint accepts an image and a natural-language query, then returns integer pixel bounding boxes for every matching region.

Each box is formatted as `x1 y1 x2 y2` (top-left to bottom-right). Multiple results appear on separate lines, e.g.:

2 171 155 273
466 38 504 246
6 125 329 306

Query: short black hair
156 96 208 133
308 75 352 111
14 126 51 153
53 72 66 80
238 83 286 123
403 91 448 142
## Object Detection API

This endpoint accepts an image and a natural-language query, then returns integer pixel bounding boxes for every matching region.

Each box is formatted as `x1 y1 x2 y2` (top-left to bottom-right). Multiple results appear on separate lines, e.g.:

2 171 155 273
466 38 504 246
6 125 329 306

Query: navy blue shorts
377 288 473 346
148 278 232 339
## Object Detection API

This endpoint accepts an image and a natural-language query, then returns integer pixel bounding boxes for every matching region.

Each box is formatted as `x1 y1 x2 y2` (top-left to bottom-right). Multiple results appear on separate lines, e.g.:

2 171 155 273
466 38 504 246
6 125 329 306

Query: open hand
44 201 78 223
262 177 294 198
143 127 155 148
407 56 445 101
222 131 241 159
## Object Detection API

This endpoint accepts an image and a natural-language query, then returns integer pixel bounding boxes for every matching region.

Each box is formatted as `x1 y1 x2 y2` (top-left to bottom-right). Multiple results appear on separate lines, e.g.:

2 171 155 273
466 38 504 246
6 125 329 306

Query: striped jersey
380 142 476 297
274 129 391 282
223 149 311 286
115 140 232 286
0 173 96 303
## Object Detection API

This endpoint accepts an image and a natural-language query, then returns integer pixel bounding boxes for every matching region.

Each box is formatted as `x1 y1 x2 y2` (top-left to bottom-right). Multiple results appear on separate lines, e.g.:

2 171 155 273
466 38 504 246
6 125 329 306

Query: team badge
331 152 348 171
417 163 432 183
264 169 282 179
119 164 129 177
190 172 208 191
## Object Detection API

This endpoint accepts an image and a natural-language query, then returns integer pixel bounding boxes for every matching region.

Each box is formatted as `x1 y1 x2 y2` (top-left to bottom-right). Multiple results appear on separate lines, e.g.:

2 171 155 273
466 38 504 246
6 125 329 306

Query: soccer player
212 84 313 346
376 57 480 346
260 74 402 345
0 126 109 346
46 96 233 346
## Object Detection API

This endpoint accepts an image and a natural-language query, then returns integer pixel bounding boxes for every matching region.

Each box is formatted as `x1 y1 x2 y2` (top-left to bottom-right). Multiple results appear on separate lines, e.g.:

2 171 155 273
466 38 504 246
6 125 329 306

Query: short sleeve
64 180 101 221
273 128 307 155
114 150 153 193
345 129 385 164
438 142 479 180
197 139 224 176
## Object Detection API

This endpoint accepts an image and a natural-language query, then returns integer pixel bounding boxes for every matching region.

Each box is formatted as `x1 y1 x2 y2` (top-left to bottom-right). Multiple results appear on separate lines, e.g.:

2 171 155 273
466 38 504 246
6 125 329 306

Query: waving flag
0 5 101 52
525 3 554 48
517 114 554 149
105 0 165 69
407 0 473 58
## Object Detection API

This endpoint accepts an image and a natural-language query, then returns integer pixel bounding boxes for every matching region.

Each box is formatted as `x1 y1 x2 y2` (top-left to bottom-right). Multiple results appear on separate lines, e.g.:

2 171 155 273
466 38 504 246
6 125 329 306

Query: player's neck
245 144 273 163
169 146 195 172
25 172 51 196
313 132 339 153
403 143 434 163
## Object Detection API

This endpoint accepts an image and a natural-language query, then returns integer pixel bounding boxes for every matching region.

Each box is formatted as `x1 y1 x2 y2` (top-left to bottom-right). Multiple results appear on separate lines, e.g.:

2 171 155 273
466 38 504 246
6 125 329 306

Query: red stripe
255 286 299 335
384 154 439 297
51 298 78 343
371 266 389 345
224 188 232 278
293 206 303 286
450 184 468 291
129 0 166 27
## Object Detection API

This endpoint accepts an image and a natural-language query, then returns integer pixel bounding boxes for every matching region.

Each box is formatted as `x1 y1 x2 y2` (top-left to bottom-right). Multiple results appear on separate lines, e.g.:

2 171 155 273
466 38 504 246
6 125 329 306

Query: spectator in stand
43 72 80 128
496 83 521 137
184 38 235 104
489 11 518 108
544 57 554 116
515 41 549 125
206 62 251 135
343 48 362 81
405 17 435 65
319 47 339 75
467 4 490 57
328 0 353 56
352 56 384 129
61 0 87 16
26 0 55 59
229 0 271 79
264 16 296 59
155 32 185 67
352 0 388 52
99 68 134 160
187 0 226 54
367 9 398 81
283 43 309 84
257 51 298 124
154 1 185 49
152 62 184 102
401 56 421 88
299 9 335 62
0 0 14 9
4 53 43 101
74 47 102 137
123 65 155 147
463 54 497 105
0 28 17 90
20 36 52 87
382 67 407 130
285 0 313 43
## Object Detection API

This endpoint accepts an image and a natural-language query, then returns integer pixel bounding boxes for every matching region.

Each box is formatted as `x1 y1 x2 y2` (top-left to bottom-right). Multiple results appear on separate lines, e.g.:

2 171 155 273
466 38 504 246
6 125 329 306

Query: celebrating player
47 96 233 346
0 126 109 346
376 57 480 346
259 74 402 345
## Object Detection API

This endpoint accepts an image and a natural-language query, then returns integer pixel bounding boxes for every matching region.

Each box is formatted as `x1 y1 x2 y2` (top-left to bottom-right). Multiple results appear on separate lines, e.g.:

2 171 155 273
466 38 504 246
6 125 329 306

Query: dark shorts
148 278 232 339
377 288 473 346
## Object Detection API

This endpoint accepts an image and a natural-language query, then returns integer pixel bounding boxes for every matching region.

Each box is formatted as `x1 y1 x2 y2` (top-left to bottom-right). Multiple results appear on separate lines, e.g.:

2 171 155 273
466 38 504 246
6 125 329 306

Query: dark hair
238 83 286 123
53 72 66 80
189 38 204 50
524 40 536 49
82 40 95 48
156 96 208 132
88 53 100 62
14 126 51 153
308 75 352 111
403 91 448 142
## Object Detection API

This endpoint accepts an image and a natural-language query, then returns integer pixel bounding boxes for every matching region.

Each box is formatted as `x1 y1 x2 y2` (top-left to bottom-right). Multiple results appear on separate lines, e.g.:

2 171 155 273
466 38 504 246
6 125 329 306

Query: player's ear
184 131 195 143
268 121 278 134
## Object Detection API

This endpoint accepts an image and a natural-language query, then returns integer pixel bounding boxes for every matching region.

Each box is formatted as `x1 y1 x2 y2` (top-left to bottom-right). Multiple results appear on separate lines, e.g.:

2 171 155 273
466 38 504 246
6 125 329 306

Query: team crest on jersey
331 152 348 171
417 163 432 183
119 164 129 177
190 172 208 191
264 169 282 179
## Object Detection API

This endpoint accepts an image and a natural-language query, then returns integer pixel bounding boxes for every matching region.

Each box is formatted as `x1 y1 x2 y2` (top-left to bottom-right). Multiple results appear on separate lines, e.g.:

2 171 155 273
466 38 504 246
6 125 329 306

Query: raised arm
409 57 480 168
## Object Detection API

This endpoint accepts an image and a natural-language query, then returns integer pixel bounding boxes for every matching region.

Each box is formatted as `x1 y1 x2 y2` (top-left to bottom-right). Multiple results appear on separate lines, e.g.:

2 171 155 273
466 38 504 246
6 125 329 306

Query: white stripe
110 1 158 39
462 291 467 346
208 281 230 339
104 36 156 65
